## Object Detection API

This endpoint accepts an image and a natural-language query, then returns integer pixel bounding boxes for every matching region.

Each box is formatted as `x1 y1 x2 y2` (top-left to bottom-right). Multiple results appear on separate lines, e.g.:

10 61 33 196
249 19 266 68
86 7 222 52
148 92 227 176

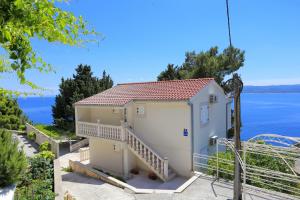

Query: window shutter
200 105 209 124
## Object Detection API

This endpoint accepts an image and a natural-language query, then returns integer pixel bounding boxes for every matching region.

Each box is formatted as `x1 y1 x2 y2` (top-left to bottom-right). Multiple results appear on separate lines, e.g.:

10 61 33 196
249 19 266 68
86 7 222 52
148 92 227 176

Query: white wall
89 138 124 176
190 81 228 155
76 106 123 126
127 101 192 177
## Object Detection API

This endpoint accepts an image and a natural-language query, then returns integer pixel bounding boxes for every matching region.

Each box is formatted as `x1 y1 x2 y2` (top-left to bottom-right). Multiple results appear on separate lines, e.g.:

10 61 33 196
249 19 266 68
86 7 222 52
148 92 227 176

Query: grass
62 166 73 172
35 124 76 140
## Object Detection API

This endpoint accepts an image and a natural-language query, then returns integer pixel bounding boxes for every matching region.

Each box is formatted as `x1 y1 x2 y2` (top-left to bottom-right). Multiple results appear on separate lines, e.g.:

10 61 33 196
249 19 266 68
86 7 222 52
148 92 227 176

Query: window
124 108 127 122
200 104 209 124
136 105 145 116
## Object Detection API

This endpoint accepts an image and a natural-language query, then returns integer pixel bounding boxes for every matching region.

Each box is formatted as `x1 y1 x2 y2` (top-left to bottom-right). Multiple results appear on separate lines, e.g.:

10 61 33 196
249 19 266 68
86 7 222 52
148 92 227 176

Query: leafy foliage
0 94 29 130
28 131 36 140
35 124 75 140
15 156 54 199
29 157 53 181
36 151 55 161
52 64 113 130
15 179 55 200
0 0 97 95
0 129 27 187
39 141 51 152
157 46 245 86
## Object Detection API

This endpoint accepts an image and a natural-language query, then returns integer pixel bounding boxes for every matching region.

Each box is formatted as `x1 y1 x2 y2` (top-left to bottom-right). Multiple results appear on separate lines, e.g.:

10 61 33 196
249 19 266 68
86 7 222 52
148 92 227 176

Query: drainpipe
188 101 194 172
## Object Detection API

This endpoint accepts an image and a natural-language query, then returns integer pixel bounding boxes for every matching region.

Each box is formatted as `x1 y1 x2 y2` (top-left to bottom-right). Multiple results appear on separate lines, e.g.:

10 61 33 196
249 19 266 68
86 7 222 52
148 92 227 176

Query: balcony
76 121 125 141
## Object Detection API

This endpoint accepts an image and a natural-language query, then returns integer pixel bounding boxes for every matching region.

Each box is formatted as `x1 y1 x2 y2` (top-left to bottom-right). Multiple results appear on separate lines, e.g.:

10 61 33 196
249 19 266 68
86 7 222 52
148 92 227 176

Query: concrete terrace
57 152 299 200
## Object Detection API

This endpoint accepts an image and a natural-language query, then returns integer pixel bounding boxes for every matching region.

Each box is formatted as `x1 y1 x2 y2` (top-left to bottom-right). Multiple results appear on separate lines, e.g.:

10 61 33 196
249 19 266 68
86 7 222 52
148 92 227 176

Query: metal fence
193 137 300 200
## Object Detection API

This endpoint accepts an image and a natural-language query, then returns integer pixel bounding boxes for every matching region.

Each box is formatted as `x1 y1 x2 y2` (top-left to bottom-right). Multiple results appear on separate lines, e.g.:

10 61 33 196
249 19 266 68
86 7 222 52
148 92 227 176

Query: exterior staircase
125 128 176 182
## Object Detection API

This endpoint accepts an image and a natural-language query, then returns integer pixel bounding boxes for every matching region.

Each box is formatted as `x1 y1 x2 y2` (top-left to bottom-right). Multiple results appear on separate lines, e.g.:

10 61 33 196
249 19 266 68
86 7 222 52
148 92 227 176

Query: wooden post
233 76 242 200
224 73 243 200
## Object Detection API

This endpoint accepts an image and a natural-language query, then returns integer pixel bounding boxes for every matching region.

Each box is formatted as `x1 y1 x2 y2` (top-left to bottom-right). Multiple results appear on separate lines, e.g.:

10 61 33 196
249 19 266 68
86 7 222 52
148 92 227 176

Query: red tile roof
74 78 214 106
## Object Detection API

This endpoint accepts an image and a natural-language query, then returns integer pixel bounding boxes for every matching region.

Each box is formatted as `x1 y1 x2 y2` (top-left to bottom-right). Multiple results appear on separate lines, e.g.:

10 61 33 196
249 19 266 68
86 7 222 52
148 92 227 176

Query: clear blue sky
2 0 300 95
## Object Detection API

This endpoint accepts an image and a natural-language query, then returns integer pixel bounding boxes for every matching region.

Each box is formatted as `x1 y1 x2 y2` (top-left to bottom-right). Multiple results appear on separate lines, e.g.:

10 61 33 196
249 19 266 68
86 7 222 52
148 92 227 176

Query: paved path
61 171 135 200
60 172 295 200
13 134 39 157
58 153 298 200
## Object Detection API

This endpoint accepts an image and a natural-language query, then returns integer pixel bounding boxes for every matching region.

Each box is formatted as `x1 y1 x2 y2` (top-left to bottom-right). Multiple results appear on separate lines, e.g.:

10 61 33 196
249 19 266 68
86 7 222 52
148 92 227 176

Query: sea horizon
17 92 300 141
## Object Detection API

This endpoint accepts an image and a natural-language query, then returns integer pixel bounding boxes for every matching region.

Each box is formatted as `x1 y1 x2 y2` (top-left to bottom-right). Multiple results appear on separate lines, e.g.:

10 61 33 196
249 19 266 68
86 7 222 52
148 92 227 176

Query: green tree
157 46 245 86
0 94 29 130
0 130 27 188
15 156 55 199
157 64 181 81
0 0 97 95
52 64 113 130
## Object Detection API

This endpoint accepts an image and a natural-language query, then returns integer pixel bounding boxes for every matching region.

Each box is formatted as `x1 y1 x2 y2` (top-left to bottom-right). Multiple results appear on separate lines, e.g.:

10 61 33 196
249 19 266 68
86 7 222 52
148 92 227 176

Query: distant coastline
243 84 300 93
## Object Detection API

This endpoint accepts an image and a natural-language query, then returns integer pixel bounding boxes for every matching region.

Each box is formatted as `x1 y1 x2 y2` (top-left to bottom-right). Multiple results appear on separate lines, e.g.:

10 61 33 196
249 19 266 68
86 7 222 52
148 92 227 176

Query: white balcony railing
77 121 124 141
79 147 90 162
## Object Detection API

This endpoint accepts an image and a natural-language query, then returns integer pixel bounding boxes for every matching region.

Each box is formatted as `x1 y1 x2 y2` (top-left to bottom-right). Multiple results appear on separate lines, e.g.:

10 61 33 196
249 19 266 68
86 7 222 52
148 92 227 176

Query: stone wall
26 123 60 157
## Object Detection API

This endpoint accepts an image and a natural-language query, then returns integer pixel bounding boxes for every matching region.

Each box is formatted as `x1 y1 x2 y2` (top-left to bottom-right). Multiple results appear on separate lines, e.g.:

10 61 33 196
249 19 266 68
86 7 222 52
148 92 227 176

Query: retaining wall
69 160 126 189
26 123 60 157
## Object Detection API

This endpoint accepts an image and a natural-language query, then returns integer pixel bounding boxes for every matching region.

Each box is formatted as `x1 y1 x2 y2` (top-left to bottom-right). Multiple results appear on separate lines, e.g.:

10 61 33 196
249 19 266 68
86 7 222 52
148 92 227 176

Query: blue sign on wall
183 128 188 136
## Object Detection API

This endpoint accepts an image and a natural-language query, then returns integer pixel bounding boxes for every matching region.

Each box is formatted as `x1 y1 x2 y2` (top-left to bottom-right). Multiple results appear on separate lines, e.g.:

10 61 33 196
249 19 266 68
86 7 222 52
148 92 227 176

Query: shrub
130 168 139 175
148 172 157 180
15 179 55 200
28 131 36 140
30 156 54 181
19 124 26 131
39 141 51 151
0 129 27 188
14 153 55 199
207 151 234 180
36 151 55 160
62 166 73 172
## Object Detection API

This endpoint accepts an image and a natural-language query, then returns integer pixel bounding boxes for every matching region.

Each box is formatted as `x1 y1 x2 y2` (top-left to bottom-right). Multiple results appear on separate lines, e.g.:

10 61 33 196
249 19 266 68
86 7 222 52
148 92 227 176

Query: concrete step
167 168 176 181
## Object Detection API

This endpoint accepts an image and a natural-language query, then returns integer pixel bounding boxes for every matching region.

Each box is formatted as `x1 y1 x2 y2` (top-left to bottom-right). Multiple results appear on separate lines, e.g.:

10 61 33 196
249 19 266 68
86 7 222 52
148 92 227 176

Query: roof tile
75 78 214 106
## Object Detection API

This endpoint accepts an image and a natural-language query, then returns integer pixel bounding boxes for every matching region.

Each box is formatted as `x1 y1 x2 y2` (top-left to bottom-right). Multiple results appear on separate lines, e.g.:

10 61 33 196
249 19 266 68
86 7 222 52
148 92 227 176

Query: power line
226 0 232 47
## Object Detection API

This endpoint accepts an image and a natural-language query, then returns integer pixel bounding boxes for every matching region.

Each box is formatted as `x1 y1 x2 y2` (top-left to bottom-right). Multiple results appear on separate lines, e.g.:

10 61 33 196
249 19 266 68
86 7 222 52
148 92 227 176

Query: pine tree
52 64 113 130
0 95 29 130
157 46 245 86
0 130 27 188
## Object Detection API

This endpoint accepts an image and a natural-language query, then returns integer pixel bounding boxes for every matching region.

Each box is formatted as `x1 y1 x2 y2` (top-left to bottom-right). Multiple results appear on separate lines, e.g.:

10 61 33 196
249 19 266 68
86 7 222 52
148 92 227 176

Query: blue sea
17 93 300 140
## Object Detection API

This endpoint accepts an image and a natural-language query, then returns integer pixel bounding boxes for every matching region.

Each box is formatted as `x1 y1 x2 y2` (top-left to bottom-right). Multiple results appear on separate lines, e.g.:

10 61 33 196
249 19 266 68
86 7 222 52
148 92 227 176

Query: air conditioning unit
209 94 217 104
209 135 218 146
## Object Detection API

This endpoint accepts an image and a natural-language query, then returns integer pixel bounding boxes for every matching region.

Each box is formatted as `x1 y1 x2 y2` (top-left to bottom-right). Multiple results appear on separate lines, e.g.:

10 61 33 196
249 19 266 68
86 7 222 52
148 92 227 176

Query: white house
74 78 232 181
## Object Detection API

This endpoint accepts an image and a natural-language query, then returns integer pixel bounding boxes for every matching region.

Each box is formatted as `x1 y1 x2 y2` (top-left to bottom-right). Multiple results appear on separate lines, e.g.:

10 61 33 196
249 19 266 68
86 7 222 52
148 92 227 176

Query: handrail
125 127 169 180
70 138 89 152
77 121 123 141
77 121 122 129
126 128 162 160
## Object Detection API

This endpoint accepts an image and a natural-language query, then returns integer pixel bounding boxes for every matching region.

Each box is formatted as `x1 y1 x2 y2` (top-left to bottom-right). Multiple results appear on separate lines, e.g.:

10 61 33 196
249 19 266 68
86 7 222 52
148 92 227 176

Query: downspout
225 98 233 138
188 101 194 172
226 101 228 135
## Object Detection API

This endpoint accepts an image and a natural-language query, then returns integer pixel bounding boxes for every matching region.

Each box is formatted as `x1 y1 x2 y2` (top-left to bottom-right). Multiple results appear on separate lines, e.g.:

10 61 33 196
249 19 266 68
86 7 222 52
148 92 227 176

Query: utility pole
233 75 242 200
224 74 243 200
224 0 243 198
